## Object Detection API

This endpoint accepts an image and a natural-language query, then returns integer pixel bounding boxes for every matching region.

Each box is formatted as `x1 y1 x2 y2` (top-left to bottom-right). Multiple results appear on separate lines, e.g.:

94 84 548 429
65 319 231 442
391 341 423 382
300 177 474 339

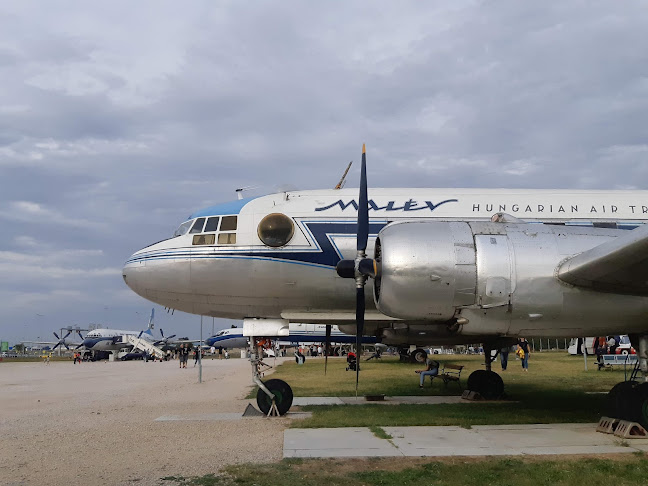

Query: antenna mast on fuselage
235 186 259 200
334 161 353 189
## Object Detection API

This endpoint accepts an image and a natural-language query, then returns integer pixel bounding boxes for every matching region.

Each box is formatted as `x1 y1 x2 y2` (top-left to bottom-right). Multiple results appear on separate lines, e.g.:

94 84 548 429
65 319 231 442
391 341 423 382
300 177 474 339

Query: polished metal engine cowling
374 221 477 321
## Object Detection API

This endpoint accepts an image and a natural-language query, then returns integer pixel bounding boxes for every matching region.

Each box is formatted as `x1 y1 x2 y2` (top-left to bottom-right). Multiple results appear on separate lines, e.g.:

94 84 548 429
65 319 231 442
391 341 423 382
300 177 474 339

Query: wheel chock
596 416 619 434
613 420 648 438
461 390 483 401
242 403 264 417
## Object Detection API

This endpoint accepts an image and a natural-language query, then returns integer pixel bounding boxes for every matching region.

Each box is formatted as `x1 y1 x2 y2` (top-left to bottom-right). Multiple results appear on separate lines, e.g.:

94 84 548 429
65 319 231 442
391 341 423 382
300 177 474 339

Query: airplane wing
558 223 648 296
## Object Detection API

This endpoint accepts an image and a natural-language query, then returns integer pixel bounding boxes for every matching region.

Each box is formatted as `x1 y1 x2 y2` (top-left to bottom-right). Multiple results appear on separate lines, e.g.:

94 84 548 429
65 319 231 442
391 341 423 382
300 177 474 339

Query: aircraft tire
411 348 428 363
256 379 293 416
467 370 504 400
607 381 638 420
632 382 648 428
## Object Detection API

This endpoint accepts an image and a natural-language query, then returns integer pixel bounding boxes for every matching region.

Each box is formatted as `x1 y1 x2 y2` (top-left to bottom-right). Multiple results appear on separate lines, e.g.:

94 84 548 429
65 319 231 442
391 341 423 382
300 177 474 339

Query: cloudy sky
2 1 648 344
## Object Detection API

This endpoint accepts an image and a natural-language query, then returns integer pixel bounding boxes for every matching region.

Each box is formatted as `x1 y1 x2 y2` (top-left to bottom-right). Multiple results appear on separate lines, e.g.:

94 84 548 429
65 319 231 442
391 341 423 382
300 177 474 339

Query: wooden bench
440 364 464 388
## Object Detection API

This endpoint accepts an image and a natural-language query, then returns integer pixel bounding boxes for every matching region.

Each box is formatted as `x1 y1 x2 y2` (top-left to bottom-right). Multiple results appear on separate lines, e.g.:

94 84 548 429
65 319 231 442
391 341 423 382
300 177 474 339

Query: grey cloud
2 0 648 342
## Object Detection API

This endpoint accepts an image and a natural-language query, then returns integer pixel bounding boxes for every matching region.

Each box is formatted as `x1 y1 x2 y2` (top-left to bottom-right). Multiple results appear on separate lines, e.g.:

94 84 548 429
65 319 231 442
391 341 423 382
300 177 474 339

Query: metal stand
267 400 280 417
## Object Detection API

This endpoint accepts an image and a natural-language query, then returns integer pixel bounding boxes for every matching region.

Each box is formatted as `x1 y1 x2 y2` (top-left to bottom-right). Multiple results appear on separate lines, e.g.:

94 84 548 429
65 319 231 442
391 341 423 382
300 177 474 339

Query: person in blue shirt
416 356 440 387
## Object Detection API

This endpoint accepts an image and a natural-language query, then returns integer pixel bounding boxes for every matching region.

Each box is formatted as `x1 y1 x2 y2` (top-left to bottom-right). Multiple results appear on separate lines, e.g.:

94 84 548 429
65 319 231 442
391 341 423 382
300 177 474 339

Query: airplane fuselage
206 324 378 348
123 188 648 340
83 329 152 351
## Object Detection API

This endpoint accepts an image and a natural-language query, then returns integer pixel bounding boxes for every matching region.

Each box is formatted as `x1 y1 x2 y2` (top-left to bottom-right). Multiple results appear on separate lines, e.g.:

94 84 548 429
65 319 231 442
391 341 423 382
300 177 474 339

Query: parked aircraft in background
124 145 648 420
24 331 82 351
205 323 379 351
80 309 156 352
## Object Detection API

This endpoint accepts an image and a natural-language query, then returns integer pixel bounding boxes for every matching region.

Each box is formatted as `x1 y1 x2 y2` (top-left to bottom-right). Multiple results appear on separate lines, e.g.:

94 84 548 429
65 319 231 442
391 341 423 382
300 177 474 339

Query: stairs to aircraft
124 335 166 359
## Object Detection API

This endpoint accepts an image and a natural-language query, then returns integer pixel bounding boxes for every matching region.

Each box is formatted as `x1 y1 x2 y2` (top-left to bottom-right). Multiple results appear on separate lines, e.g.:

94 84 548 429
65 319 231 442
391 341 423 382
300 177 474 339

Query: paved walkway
284 423 648 458
292 395 473 406
152 396 648 460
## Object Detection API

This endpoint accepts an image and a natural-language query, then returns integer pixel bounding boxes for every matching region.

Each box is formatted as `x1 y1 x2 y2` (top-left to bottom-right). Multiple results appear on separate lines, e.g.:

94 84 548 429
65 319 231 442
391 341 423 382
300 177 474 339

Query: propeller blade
168 334 176 340
63 343 70 350
63 331 71 339
356 287 365 395
77 331 84 340
357 144 368 252
75 343 83 350
53 332 60 340
137 330 144 339
324 324 331 375
52 343 60 350
160 328 165 338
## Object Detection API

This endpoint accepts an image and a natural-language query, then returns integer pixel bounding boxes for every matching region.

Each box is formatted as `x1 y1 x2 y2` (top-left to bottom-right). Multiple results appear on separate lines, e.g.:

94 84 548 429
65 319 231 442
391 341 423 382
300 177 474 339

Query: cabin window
218 233 236 245
258 213 294 247
174 220 193 237
189 218 206 234
220 216 238 231
204 217 220 232
192 234 215 245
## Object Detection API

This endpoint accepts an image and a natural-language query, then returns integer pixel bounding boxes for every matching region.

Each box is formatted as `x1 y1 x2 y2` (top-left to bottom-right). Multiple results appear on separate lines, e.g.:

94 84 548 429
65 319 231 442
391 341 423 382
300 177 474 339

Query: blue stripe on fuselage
126 221 642 268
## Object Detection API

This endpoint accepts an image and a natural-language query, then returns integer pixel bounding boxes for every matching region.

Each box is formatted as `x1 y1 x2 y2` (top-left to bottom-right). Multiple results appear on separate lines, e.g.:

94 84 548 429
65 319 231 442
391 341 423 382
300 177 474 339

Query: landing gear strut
249 337 293 416
466 342 504 400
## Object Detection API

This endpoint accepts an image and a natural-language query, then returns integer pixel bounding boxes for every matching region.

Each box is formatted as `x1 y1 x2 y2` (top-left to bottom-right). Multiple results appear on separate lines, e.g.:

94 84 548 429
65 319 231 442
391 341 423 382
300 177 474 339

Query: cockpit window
218 233 236 244
189 218 206 234
174 220 193 237
204 217 220 232
192 234 215 246
220 216 237 231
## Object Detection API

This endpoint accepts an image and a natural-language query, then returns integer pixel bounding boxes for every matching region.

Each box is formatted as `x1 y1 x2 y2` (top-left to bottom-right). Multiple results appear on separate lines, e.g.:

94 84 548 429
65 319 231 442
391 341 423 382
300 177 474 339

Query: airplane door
475 235 514 308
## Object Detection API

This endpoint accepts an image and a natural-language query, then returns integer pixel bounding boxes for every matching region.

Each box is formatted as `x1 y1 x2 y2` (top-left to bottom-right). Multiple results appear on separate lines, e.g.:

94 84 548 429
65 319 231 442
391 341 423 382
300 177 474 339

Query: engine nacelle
374 221 477 321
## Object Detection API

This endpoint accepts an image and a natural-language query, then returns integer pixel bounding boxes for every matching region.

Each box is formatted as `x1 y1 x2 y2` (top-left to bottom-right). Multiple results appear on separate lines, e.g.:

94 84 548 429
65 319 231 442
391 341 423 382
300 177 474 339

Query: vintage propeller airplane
123 145 648 419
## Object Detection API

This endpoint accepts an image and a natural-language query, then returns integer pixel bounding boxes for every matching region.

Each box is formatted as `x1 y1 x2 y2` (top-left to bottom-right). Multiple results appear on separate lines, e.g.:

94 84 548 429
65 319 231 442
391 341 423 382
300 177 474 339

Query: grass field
166 455 648 485
258 351 632 427
175 351 646 485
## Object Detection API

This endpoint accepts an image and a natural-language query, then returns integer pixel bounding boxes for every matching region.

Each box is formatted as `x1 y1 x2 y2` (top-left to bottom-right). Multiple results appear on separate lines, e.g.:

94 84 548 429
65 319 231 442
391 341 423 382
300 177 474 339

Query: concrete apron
284 423 648 458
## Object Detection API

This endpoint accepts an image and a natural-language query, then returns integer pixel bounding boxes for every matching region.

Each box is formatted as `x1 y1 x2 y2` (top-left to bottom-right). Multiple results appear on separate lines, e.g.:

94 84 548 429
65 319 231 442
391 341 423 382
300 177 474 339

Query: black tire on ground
411 349 428 363
632 382 648 428
607 380 637 420
256 379 294 416
467 370 504 400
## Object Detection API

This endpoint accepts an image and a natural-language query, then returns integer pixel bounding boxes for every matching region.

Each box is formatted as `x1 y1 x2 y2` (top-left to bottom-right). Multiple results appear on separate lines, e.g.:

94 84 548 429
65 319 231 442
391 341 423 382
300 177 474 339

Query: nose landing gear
249 336 293 416
256 378 294 416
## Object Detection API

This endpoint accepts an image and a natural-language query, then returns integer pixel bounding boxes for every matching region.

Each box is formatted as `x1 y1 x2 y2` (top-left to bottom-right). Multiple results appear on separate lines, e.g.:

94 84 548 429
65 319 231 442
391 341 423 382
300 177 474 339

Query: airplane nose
122 255 145 298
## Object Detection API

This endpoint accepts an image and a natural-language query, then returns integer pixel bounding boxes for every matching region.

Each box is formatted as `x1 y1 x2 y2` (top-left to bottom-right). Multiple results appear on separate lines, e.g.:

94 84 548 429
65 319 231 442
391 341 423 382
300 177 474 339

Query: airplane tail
144 308 155 335
148 308 155 330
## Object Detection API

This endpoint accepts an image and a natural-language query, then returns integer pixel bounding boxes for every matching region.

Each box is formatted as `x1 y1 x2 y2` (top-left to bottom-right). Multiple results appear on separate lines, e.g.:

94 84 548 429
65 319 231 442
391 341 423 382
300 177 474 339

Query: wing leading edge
558 224 648 296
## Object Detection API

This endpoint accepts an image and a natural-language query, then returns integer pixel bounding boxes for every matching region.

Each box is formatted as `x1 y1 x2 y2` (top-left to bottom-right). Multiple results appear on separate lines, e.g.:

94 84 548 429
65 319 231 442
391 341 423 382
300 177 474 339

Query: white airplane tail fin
148 308 155 330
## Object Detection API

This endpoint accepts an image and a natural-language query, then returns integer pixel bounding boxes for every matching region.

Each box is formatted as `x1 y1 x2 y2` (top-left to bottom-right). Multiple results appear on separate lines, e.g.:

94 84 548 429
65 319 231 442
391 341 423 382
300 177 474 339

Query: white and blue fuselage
82 329 154 351
123 188 648 340
205 324 377 348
